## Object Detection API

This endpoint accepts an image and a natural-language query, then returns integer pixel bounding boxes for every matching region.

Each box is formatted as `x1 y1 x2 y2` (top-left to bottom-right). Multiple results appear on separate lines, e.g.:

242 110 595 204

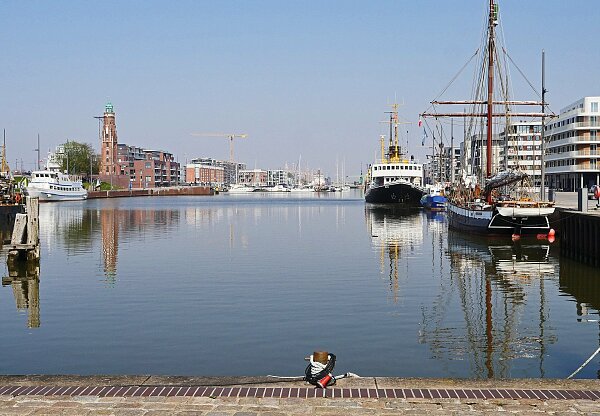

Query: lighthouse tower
100 102 118 183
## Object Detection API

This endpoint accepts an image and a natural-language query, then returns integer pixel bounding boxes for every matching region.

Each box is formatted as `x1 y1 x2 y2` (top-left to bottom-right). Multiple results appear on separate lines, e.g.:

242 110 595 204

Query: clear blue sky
1 1 598 177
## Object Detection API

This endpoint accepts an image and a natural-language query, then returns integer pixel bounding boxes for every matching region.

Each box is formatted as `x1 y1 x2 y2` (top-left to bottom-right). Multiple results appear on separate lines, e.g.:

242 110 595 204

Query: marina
1 191 600 379
1 1 600 413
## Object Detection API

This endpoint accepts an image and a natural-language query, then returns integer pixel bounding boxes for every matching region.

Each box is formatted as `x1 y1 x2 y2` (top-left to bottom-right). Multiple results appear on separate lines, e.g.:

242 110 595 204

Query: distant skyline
2 1 599 177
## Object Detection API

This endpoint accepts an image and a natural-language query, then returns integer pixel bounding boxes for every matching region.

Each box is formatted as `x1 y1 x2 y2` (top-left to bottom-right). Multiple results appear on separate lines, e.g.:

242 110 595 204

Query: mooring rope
267 353 360 387
567 346 600 379
304 353 337 387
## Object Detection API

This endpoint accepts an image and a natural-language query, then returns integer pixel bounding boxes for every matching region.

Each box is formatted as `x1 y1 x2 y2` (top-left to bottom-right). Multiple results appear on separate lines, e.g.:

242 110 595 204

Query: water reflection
366 206 566 378
40 203 181 282
422 232 559 378
3 196 598 377
559 257 600 318
365 206 423 303
2 258 40 328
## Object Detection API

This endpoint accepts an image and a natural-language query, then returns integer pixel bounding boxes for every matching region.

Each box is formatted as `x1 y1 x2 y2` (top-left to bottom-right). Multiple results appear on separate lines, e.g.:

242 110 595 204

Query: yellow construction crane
190 133 248 162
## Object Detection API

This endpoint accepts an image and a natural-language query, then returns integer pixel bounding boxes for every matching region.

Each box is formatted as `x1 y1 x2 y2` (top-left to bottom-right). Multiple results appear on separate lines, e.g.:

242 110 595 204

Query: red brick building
133 150 180 189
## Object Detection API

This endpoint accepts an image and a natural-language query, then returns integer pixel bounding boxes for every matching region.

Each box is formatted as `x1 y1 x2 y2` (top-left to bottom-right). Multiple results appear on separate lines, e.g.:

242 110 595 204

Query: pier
0 376 599 415
551 192 600 267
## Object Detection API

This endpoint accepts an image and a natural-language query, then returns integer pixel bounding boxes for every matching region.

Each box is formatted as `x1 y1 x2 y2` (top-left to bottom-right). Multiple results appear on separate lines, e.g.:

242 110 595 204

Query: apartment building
267 169 293 187
185 162 225 187
238 169 267 187
132 150 180 188
499 121 543 188
189 157 246 185
464 132 503 178
545 97 600 191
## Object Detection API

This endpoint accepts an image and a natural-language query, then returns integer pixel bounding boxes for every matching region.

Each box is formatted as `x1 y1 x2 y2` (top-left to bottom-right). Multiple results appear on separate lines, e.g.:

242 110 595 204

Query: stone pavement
1 376 600 415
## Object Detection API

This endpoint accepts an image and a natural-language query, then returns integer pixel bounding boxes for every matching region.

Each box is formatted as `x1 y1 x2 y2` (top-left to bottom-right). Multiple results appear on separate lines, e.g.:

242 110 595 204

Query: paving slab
0 376 599 415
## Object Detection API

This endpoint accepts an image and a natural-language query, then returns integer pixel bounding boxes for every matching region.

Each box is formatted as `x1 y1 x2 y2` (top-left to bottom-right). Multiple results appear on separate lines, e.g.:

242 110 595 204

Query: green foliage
98 182 114 191
59 141 99 176
83 181 115 191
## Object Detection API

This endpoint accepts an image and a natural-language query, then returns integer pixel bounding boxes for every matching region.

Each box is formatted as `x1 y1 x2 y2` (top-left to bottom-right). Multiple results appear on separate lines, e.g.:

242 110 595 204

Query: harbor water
1 191 599 379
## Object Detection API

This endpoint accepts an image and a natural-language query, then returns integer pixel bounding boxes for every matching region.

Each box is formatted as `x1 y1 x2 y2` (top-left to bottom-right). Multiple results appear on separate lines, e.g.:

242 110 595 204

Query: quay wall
559 210 600 267
88 186 212 199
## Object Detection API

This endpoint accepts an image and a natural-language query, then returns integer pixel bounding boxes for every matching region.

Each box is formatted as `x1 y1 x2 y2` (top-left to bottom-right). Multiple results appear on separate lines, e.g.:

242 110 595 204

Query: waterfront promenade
1 376 600 415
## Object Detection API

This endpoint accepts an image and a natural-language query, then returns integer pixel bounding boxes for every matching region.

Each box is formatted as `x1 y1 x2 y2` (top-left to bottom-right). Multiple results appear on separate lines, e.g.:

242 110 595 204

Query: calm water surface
1 191 599 378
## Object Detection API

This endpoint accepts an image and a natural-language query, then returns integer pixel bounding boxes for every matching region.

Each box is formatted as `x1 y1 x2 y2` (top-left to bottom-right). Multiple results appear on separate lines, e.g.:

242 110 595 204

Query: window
591 102 599 113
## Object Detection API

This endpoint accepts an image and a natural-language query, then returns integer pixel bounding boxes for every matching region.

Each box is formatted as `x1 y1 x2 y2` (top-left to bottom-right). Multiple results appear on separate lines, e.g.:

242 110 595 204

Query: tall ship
365 104 425 206
421 0 554 236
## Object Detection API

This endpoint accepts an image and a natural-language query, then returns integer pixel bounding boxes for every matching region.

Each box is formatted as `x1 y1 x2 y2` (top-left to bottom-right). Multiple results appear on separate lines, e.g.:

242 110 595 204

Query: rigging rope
423 49 480 115
567 346 600 379
501 47 542 101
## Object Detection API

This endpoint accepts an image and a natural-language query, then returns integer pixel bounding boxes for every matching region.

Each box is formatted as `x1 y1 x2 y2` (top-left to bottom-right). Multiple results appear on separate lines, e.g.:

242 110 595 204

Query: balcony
545 150 600 161
546 164 599 173
548 136 600 148
546 121 600 134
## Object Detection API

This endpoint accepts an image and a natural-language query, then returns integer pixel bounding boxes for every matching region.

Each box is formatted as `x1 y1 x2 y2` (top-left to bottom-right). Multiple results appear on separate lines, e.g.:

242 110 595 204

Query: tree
59 141 99 178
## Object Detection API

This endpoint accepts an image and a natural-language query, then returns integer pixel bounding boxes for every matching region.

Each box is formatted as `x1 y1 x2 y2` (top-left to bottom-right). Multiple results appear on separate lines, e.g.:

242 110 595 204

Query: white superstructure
369 160 423 188
26 171 88 201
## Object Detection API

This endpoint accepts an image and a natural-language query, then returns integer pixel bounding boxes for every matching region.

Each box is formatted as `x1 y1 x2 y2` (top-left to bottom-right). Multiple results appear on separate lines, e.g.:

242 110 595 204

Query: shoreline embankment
87 186 212 199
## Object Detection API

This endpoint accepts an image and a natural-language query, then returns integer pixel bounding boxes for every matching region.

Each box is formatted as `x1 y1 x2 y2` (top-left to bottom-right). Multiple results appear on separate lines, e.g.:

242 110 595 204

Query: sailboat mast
451 119 455 184
541 50 547 201
486 0 495 182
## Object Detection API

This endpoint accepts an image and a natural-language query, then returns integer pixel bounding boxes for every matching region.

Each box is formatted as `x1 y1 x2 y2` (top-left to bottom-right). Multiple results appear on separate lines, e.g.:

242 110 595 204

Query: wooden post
25 196 39 261
7 196 40 263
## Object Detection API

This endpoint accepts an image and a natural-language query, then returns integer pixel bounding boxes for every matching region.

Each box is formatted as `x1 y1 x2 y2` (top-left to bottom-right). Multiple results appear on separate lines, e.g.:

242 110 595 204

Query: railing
545 165 598 173
546 150 600 161
547 121 600 133
548 136 600 148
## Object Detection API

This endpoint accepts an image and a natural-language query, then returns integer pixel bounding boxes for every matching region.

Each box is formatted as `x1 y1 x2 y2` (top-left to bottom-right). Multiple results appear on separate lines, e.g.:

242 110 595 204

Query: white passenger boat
227 184 256 193
26 170 88 201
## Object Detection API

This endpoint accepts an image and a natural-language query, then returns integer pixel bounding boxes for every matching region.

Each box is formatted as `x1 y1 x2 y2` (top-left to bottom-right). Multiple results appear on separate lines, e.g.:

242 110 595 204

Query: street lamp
93 115 105 188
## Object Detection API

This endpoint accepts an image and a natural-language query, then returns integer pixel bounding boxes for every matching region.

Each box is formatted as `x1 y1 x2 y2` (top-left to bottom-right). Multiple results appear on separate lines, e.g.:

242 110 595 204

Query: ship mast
486 0 495 184
420 1 548 190
388 104 401 163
